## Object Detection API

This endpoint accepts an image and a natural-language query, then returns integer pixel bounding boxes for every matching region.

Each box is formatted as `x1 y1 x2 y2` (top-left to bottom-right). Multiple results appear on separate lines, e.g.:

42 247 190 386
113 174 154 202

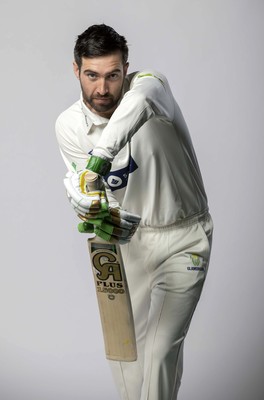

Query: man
56 24 213 400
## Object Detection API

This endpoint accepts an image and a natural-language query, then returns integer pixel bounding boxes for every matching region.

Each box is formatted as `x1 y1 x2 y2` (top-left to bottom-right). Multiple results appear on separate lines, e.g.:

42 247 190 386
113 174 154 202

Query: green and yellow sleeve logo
137 73 164 86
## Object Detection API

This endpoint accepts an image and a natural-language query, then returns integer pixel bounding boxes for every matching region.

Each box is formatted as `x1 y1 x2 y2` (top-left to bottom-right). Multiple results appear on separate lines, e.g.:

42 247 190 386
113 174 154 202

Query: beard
81 84 123 116
84 94 118 113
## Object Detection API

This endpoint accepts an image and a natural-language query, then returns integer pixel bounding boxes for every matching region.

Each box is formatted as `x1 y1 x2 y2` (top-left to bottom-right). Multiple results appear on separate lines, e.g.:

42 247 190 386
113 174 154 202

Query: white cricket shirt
56 71 208 227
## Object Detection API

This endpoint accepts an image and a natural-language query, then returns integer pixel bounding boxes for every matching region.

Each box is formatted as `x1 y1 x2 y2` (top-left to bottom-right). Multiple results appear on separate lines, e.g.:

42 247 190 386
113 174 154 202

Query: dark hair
74 24 129 68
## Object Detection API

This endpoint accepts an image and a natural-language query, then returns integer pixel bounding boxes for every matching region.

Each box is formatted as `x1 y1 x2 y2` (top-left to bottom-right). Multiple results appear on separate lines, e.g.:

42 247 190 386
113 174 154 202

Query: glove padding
78 208 141 244
64 170 108 218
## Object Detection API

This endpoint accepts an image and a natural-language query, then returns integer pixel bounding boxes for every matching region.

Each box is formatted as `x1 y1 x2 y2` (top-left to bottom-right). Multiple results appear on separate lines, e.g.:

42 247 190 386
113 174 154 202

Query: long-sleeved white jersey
56 71 208 227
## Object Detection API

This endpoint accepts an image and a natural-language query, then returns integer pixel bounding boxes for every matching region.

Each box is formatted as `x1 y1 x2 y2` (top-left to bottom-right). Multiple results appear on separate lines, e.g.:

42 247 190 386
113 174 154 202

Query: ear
73 61 80 79
124 62 129 76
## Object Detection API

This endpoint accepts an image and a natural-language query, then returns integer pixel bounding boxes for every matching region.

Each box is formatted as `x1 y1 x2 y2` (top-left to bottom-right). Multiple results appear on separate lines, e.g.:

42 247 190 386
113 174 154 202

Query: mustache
93 94 113 99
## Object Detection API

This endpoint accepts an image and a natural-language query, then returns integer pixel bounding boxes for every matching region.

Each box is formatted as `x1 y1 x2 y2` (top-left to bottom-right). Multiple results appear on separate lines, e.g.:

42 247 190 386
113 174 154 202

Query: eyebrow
83 68 122 76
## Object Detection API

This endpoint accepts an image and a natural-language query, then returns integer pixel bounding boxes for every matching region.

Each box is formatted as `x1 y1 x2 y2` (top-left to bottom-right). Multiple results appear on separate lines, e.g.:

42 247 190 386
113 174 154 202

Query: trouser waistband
140 211 211 232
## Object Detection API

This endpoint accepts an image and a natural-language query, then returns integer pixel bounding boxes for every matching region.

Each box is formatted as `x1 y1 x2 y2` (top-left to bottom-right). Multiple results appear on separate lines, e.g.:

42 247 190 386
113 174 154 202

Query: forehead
80 52 124 73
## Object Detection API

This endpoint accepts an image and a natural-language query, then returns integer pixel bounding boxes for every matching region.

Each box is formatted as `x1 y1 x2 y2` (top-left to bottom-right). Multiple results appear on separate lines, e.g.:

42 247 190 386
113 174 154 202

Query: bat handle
85 171 103 191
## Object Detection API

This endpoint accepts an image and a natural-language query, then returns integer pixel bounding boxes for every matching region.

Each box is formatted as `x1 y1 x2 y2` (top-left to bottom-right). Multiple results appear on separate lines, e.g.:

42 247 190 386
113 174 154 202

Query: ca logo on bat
92 250 123 282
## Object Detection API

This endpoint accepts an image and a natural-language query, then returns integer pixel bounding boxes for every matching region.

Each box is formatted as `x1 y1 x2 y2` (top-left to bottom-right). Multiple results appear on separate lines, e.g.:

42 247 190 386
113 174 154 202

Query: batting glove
78 208 141 244
64 170 108 218
64 154 112 219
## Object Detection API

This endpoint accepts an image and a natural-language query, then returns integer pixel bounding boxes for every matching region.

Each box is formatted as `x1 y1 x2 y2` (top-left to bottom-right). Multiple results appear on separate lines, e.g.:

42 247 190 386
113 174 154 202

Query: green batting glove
86 155 111 176
77 208 141 244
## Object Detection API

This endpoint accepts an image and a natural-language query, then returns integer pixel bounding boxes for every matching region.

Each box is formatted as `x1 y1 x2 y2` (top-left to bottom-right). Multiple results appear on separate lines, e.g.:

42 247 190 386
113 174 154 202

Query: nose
97 78 108 96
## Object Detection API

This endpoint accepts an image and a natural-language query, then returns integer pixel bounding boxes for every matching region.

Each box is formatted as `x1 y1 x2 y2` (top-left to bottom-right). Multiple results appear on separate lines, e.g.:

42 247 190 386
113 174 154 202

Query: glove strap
86 155 111 176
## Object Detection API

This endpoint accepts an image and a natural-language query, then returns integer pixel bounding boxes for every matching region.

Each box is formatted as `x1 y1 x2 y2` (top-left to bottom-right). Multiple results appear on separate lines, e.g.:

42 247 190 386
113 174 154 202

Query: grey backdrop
1 0 263 399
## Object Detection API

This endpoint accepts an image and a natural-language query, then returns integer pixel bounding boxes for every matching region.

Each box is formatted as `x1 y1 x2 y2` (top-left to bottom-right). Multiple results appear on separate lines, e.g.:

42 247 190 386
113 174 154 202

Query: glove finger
78 192 105 209
110 208 141 223
78 221 94 233
94 227 114 242
94 227 130 243
106 214 133 230
99 193 109 212
70 197 102 216
119 209 141 223
78 211 110 221
108 226 132 239
77 192 108 214
95 220 131 239
94 226 133 244
66 187 108 216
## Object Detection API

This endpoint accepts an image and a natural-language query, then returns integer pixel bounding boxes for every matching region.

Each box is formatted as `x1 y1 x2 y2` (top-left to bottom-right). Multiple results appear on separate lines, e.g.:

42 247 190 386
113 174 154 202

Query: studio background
0 1 263 399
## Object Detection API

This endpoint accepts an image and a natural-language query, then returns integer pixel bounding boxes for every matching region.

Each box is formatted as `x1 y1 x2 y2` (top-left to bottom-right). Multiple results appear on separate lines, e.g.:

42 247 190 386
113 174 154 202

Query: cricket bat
86 172 137 362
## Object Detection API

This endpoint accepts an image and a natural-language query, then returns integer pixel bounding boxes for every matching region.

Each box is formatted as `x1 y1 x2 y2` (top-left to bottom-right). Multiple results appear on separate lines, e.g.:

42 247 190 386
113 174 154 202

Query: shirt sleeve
55 115 89 172
93 71 176 160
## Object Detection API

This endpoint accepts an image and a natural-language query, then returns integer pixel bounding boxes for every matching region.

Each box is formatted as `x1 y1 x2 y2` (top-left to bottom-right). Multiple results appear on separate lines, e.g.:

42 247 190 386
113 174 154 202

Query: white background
0 0 263 399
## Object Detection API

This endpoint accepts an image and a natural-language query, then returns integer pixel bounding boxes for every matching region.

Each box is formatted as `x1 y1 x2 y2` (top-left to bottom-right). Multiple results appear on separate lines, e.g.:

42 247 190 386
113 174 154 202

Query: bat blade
88 237 137 362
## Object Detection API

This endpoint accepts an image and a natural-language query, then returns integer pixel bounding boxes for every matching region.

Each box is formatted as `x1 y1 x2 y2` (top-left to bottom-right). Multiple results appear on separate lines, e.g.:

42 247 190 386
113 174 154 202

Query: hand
64 170 109 218
78 208 141 244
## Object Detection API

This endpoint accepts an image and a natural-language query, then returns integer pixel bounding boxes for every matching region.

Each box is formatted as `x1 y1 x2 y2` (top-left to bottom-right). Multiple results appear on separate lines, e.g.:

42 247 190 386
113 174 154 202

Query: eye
86 73 98 81
108 73 120 81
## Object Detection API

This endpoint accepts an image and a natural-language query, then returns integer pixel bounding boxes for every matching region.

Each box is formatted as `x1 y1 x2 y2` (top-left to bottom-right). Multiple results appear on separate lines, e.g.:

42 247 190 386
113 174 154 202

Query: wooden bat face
88 238 137 361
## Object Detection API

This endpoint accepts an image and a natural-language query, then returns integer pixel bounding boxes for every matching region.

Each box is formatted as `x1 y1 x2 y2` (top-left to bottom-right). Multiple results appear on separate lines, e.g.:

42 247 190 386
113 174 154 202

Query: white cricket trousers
110 212 213 400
